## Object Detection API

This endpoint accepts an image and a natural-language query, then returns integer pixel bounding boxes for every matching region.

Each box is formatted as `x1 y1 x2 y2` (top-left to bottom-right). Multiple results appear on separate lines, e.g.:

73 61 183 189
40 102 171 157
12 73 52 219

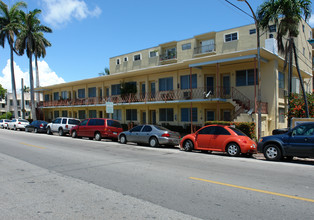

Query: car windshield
69 119 80 125
229 127 247 136
153 125 170 131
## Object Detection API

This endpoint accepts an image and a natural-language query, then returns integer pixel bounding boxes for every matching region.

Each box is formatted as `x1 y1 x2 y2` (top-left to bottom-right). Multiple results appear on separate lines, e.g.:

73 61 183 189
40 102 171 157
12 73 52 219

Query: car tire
58 128 64 136
72 130 77 138
183 140 194 152
264 144 282 161
226 143 241 156
34 128 38 133
149 137 159 147
47 127 52 135
120 135 127 144
95 132 101 141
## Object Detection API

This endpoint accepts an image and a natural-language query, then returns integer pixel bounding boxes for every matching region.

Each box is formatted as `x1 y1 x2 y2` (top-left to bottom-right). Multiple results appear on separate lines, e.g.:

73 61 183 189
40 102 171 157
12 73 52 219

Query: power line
224 0 254 19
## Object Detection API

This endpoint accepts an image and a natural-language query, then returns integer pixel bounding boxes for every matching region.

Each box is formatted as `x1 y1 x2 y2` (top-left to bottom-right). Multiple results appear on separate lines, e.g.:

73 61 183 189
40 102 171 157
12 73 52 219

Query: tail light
162 133 170 137
40 124 43 128
65 125 68 129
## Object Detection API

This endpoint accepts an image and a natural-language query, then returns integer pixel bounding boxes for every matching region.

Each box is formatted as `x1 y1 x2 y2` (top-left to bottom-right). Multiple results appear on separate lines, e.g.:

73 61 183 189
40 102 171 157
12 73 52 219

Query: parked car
47 117 80 136
258 122 314 161
70 118 123 141
180 125 257 156
3 120 11 129
7 119 30 131
25 120 48 133
119 124 181 147
272 128 289 135
0 119 10 129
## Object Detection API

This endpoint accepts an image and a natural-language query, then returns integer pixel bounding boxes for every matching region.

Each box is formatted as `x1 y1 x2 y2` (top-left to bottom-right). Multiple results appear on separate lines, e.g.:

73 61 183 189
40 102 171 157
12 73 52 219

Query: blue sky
0 0 313 92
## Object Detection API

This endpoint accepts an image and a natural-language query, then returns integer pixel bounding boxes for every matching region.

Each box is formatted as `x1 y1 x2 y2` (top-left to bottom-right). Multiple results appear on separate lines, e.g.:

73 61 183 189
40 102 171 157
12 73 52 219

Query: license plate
113 132 117 135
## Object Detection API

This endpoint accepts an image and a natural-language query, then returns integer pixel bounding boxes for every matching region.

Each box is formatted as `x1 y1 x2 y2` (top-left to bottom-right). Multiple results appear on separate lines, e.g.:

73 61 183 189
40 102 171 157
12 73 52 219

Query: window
89 110 97 118
88 87 96 98
180 74 197 89
236 69 258 86
69 119 80 125
44 94 49 101
279 108 285 123
229 127 246 136
62 110 67 117
107 120 122 128
206 111 215 121
181 108 197 122
126 109 137 121
113 109 122 120
134 54 141 61
182 43 191 50
279 72 285 89
54 111 59 118
249 29 256 35
10 100 13 106
214 126 230 135
142 125 152 132
198 126 215 135
25 101 30 106
111 84 121 95
78 89 85 98
78 110 86 119
269 25 276 32
116 59 120 65
159 77 173 91
80 119 88 126
61 91 67 99
130 125 143 132
159 108 174 121
302 24 305 32
62 118 67 124
53 92 59 101
123 57 128 62
17 100 20 106
149 51 158 58
224 32 238 42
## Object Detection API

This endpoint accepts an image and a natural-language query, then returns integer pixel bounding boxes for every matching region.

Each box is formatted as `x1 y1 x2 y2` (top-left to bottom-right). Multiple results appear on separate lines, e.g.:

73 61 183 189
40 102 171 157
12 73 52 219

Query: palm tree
15 9 52 120
257 0 311 126
0 1 27 119
99 67 110 76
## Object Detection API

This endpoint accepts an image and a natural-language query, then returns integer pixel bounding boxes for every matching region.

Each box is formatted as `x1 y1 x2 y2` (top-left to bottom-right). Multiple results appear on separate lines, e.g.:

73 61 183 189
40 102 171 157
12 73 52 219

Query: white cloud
42 0 102 27
310 14 314 27
0 59 65 93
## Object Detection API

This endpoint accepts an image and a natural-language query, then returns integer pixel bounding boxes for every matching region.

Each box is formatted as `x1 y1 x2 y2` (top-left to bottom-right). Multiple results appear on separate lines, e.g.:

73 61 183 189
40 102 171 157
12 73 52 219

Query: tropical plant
15 9 52 120
23 85 29 93
287 93 314 118
0 83 6 100
0 0 27 118
99 67 110 76
257 0 311 127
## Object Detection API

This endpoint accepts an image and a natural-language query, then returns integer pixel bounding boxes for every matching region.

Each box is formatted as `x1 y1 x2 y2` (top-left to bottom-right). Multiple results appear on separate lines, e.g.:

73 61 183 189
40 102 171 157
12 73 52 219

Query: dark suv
70 118 123 141
258 122 314 161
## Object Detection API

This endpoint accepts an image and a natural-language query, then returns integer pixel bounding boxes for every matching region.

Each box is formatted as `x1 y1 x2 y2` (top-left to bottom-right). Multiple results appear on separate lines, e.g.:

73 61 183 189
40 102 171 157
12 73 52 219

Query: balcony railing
38 87 268 114
194 44 216 55
159 52 177 61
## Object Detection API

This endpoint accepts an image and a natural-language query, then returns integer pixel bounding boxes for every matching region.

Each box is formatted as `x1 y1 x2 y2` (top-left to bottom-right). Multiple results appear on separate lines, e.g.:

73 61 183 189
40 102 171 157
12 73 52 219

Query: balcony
159 52 177 64
194 44 216 56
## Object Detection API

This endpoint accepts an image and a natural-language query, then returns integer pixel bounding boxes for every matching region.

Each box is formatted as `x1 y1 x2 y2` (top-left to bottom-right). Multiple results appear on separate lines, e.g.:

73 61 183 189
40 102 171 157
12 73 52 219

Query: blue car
257 122 314 161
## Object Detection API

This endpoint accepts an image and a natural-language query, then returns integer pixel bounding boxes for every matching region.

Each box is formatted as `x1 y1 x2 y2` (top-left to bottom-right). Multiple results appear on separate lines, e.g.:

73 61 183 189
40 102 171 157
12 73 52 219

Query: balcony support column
216 63 220 120
190 67 193 133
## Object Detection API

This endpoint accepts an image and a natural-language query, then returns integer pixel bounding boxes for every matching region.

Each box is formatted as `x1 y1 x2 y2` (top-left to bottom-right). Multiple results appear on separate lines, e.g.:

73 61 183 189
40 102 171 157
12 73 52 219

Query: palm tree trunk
292 41 309 118
287 40 293 128
29 53 37 121
9 41 19 119
35 54 40 103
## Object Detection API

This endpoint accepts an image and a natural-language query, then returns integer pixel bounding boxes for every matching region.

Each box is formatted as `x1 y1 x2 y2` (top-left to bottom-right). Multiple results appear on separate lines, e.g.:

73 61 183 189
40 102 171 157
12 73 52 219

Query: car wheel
264 144 282 161
58 128 64 136
120 135 127 144
72 130 77 138
226 143 241 156
183 140 194 152
95 132 101 141
34 128 38 133
149 137 159 147
47 127 52 135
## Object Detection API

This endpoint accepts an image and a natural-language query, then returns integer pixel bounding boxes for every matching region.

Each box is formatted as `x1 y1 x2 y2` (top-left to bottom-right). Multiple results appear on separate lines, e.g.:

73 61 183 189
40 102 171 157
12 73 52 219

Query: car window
142 125 152 132
153 125 170 131
0 120 2 123
107 120 122 128
54 118 61 124
80 119 88 126
198 126 215 135
214 126 231 135
69 119 80 125
88 119 96 126
62 119 67 124
293 124 314 136
130 125 143 132
95 119 105 126
229 127 247 136
20 119 28 123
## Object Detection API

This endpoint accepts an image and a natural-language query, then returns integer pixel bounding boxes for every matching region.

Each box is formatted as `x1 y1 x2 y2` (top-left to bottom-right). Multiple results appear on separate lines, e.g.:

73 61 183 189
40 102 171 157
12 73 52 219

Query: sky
0 0 314 93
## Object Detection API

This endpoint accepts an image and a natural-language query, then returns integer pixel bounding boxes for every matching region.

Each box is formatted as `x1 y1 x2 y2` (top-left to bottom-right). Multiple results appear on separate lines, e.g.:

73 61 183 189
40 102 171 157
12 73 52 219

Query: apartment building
0 93 32 118
37 21 313 137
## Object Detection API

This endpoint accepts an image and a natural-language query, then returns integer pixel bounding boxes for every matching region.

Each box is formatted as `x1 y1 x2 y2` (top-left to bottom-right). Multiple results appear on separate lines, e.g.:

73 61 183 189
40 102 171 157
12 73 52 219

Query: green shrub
0 112 12 119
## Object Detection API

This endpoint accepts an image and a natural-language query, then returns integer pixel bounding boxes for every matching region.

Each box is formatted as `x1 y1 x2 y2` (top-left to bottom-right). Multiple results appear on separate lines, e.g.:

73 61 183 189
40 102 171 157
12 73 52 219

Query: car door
128 125 143 143
140 125 153 144
210 126 231 151
52 118 61 132
286 124 314 157
78 119 89 137
195 126 216 150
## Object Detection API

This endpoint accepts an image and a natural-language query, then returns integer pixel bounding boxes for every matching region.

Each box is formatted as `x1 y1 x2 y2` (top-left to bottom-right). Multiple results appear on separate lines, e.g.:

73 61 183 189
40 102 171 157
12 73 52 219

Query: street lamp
237 0 262 141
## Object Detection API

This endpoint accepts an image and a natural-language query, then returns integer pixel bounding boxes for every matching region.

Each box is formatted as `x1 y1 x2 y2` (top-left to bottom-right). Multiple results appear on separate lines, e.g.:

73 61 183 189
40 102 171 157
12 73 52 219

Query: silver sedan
118 125 180 147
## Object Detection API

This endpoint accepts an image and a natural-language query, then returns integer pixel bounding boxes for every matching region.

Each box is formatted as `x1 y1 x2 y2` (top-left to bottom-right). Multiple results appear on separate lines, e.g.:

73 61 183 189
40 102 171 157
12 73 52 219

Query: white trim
149 50 158 58
224 31 239 43
133 53 142 61
123 57 128 62
116 58 121 65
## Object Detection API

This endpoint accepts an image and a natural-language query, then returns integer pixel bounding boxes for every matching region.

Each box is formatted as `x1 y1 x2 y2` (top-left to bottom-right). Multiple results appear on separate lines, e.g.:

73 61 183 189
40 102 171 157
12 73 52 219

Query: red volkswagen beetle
180 125 257 156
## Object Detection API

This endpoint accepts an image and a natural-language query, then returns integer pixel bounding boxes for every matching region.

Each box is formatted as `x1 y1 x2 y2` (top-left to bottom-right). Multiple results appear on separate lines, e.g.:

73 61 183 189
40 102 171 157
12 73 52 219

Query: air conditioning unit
183 91 191 99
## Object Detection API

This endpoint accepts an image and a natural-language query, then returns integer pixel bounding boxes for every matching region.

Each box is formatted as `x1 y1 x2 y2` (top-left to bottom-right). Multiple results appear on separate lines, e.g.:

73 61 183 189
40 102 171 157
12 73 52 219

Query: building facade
0 93 33 119
37 21 313 137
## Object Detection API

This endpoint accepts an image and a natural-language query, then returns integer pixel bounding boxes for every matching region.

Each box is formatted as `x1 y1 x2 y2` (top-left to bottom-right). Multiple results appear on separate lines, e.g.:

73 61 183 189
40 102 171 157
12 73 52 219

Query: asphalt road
0 129 314 220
